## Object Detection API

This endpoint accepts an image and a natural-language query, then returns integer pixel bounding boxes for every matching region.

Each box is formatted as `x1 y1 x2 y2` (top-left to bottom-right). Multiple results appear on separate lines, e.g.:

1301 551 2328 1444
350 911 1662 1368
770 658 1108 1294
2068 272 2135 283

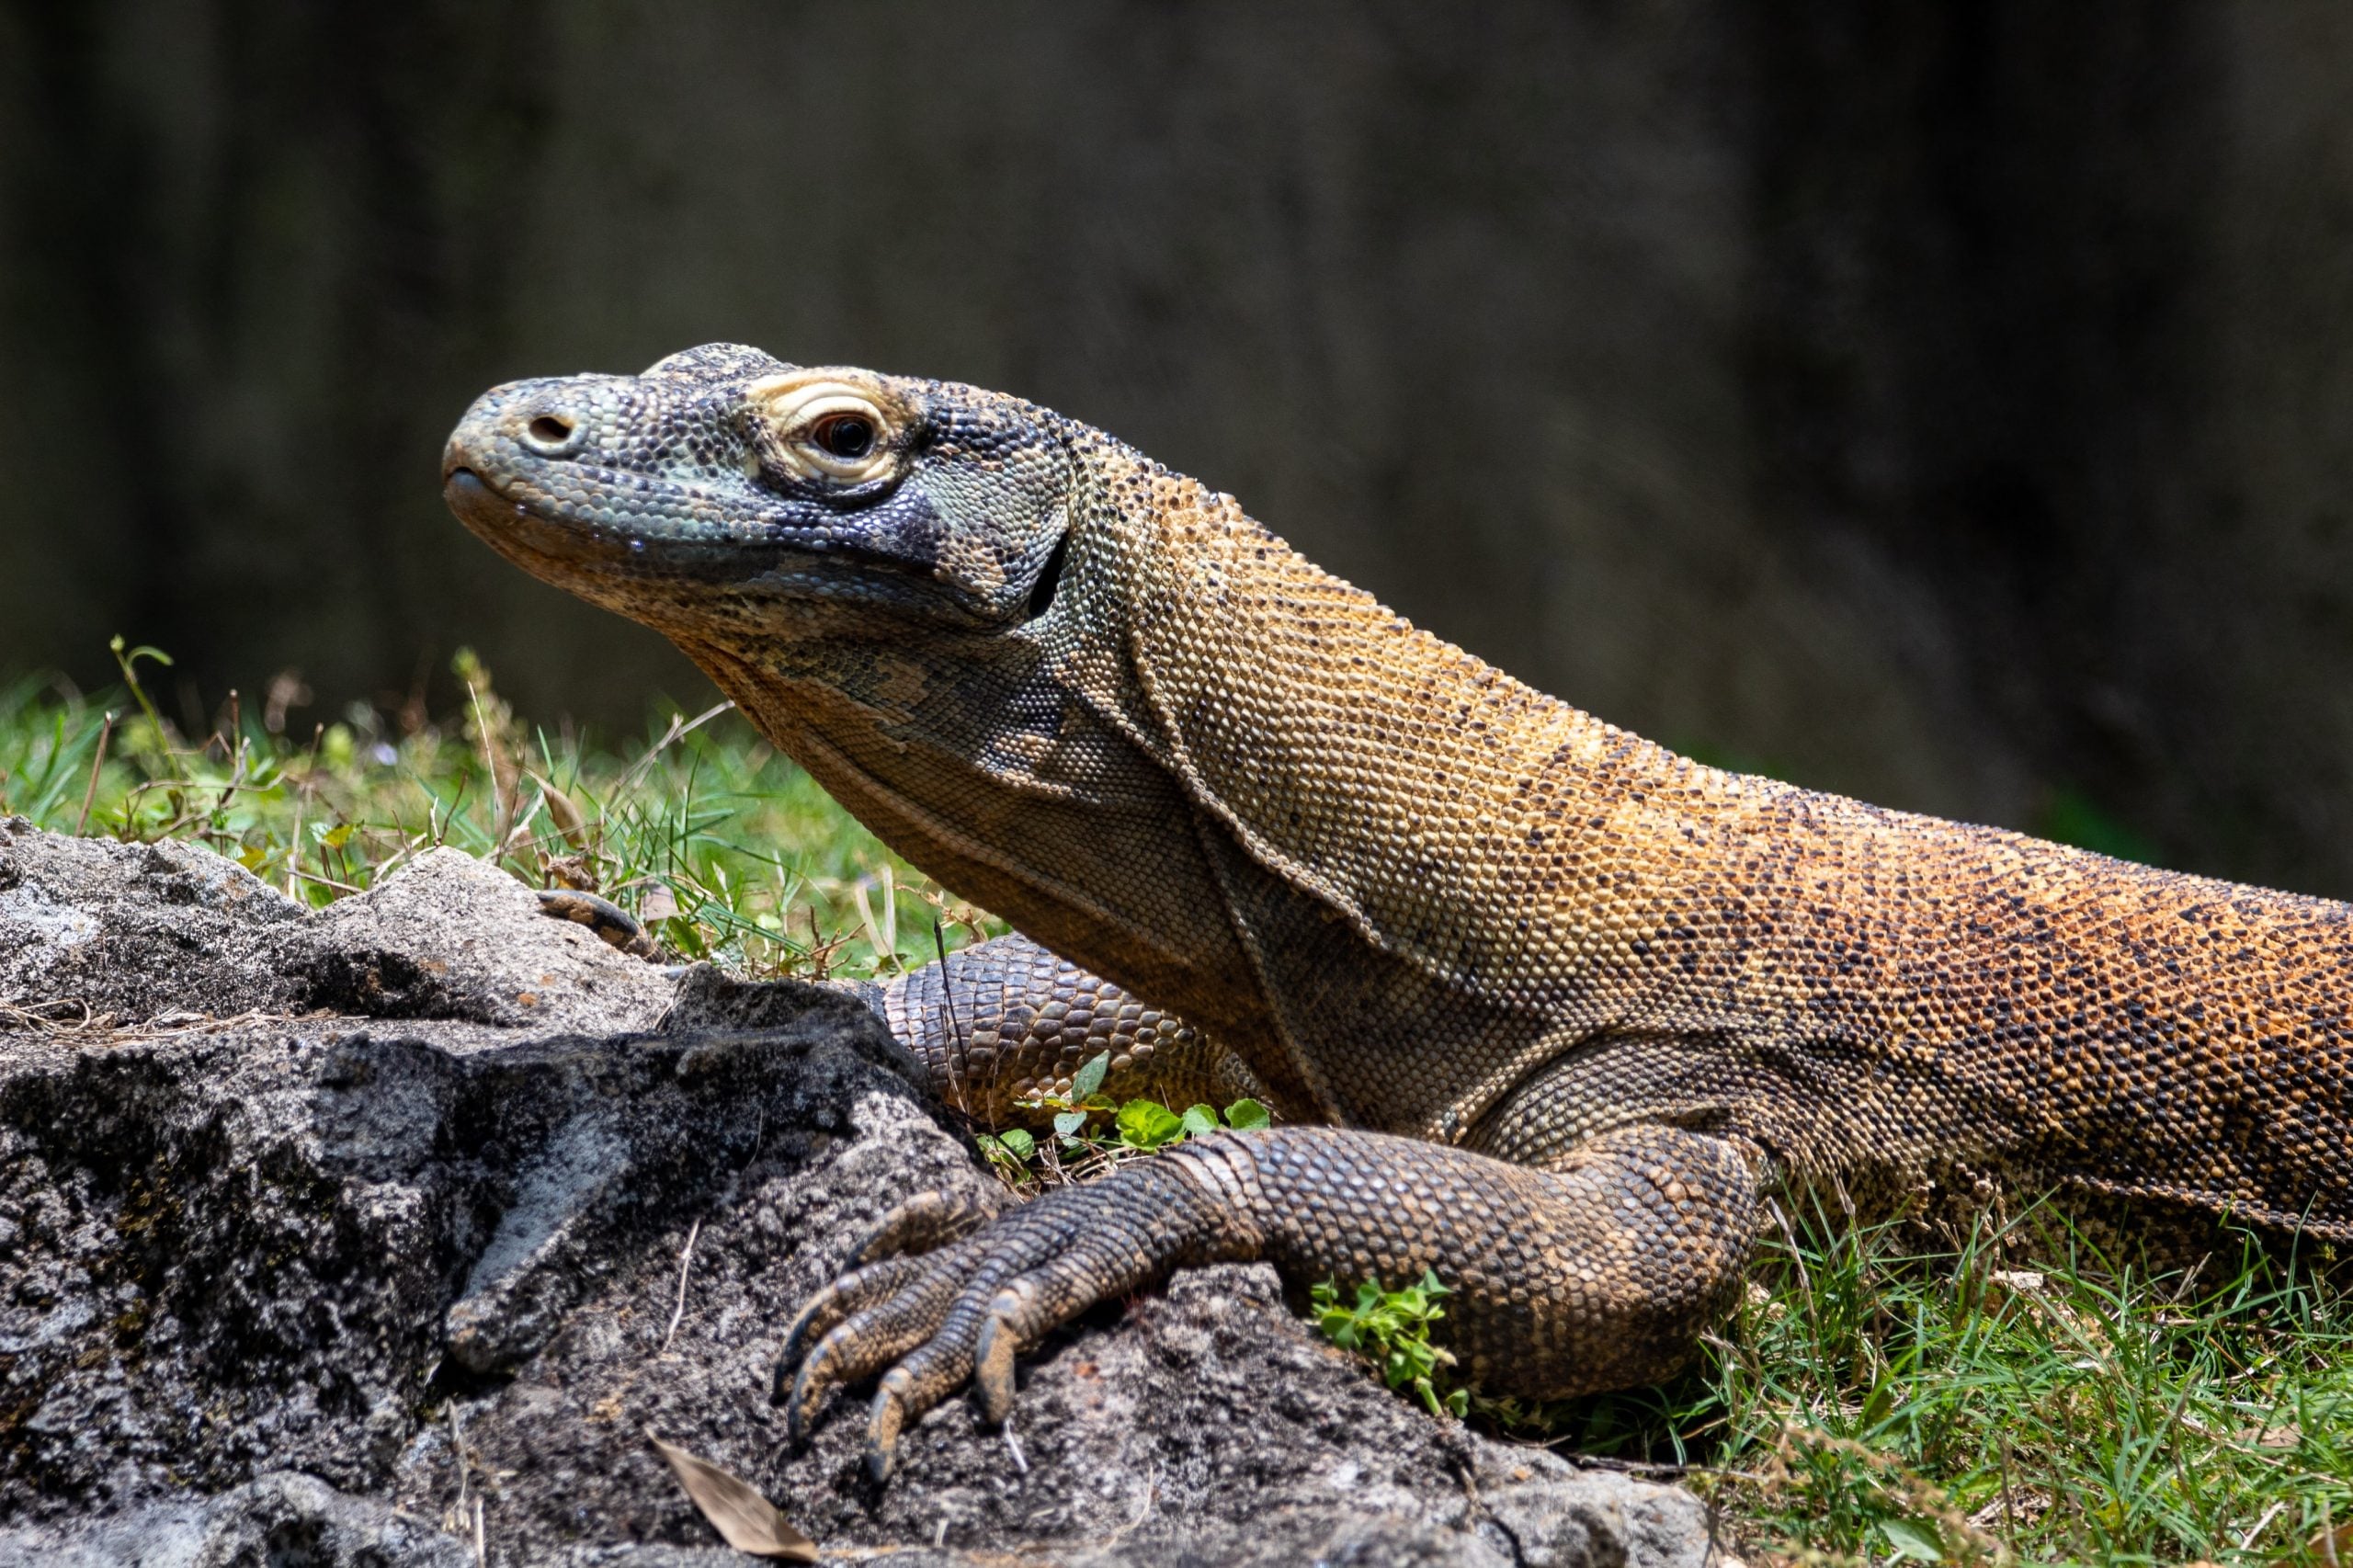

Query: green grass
1511 1206 2353 1566
6 659 2347 1564
0 649 1001 981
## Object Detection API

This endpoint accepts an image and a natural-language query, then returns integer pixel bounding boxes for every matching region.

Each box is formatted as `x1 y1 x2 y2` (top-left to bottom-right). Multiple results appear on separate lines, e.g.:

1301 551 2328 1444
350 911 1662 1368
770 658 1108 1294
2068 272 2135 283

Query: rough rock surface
0 822 1725 1565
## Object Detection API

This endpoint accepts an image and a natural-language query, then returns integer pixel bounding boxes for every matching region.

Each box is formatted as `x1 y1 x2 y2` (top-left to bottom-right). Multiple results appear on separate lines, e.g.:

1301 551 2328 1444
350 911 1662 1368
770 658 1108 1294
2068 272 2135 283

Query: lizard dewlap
446 344 2353 1481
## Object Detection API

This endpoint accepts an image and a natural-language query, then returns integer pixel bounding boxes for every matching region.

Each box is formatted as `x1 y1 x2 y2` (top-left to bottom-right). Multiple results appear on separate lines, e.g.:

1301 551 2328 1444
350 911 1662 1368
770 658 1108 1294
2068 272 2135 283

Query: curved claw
851 1188 1001 1266
860 1328 988 1480
866 1375 912 1483
773 1187 999 1423
788 1314 900 1442
972 1288 1029 1424
776 1255 924 1391
784 1344 834 1444
774 1153 1236 1477
782 1263 971 1442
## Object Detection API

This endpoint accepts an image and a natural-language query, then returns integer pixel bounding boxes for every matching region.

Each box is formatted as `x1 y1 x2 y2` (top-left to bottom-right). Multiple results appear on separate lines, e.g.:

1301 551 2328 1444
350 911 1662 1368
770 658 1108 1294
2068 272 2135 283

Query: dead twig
449 1400 469 1519
74 711 118 835
466 672 509 845
285 723 324 899
661 1218 703 1354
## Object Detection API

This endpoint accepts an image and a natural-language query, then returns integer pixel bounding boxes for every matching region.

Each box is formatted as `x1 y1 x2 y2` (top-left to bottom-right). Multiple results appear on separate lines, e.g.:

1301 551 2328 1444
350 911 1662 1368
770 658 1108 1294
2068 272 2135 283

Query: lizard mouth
443 462 923 582
442 463 648 574
441 459 991 634
441 454 814 582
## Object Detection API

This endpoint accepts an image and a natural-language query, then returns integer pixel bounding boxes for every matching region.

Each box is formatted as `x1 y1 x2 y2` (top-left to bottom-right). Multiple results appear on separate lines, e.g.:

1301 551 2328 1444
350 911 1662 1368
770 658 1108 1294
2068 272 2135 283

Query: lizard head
441 342 1080 645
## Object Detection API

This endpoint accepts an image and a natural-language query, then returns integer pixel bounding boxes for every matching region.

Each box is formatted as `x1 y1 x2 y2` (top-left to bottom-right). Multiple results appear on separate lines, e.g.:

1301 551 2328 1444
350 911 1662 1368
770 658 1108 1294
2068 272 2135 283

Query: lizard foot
774 1156 1236 1481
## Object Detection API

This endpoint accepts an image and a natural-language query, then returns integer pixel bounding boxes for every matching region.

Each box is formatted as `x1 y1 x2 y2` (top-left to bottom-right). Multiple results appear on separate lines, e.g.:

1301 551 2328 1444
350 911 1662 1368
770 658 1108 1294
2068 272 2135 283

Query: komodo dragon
443 343 2353 1479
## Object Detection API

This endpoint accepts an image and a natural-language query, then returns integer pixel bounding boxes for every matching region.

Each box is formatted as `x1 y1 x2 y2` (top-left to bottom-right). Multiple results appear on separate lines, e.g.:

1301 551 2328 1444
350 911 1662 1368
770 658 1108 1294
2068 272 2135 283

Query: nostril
527 414 576 447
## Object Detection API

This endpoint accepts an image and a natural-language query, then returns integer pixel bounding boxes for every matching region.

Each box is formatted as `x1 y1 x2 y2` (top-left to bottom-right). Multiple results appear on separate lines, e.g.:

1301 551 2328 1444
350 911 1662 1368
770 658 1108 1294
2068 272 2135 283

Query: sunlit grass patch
1506 1204 2353 1566
0 648 1000 981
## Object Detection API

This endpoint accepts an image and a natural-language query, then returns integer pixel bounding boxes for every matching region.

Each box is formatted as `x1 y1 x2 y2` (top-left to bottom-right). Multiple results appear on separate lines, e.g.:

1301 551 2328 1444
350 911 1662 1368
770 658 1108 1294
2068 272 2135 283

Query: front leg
779 1122 1759 1478
855 934 1273 1124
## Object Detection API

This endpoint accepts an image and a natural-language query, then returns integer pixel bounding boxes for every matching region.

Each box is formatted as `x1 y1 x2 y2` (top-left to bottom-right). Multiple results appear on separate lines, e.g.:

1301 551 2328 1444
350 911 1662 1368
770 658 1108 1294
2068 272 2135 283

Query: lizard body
444 345 2353 1478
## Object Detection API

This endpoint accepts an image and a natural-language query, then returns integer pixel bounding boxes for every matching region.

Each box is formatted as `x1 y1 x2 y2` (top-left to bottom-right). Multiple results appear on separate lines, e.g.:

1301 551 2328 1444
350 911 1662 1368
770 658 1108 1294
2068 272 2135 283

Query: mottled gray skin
443 344 2353 1484
444 343 1076 637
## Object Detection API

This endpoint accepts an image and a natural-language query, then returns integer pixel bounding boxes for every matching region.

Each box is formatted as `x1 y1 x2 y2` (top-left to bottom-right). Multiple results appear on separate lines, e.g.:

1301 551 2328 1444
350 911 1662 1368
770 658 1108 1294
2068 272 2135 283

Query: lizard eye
809 412 875 460
745 372 904 485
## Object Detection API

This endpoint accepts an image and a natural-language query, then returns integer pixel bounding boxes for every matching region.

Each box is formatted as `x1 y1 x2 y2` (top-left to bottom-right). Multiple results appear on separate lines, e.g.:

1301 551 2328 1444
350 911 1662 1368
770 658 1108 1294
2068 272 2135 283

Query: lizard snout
440 378 597 486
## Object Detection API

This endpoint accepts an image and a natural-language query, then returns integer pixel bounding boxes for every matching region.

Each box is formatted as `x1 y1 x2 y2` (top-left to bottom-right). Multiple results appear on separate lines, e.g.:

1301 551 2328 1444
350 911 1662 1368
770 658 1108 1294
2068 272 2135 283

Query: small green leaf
1117 1098 1186 1150
1070 1051 1110 1100
1878 1518 1943 1562
1052 1109 1089 1142
1223 1097 1270 1131
975 1131 1036 1183
320 822 355 850
1179 1104 1219 1138
1311 1271 1467 1419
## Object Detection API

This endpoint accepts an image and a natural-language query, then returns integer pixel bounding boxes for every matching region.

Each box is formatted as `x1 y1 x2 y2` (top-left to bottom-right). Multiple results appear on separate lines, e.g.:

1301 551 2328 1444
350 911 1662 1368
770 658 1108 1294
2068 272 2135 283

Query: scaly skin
840 931 1269 1126
443 344 2353 1481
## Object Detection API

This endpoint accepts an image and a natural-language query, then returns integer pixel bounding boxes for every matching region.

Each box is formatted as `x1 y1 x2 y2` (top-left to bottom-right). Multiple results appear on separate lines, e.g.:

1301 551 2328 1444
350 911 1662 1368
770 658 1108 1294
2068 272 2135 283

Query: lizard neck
1117 471 1702 964
675 520 1329 1111
690 452 1740 1131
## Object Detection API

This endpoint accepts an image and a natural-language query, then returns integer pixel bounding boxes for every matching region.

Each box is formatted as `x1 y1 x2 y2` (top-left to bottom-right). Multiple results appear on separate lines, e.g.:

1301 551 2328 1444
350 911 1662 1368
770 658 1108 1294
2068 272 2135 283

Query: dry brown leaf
2232 1422 2301 1449
2305 1517 2353 1566
528 772 590 850
646 1430 816 1561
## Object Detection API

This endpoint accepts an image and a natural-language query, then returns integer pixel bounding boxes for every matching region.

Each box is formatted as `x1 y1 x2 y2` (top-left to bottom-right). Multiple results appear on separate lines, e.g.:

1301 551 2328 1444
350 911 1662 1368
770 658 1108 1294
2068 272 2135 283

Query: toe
852 1188 1003 1265
785 1266 963 1439
777 1254 924 1390
862 1330 985 1480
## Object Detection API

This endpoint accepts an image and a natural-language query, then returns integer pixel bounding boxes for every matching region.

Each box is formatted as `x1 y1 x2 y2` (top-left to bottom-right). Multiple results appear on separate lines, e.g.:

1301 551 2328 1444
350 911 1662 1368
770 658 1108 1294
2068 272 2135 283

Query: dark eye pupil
817 415 873 460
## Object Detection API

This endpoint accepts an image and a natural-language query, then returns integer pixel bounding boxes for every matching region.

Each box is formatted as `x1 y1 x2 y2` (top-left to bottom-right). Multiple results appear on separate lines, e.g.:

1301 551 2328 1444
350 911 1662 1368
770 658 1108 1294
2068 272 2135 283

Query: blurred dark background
4 3 2351 894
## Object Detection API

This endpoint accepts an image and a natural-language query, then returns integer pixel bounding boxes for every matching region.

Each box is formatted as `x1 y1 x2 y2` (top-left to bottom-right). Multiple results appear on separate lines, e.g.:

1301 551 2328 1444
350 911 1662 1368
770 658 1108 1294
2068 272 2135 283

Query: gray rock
0 1471 475 1567
0 825 1726 1565
294 848 677 1033
0 821 305 1025
0 819 675 1034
